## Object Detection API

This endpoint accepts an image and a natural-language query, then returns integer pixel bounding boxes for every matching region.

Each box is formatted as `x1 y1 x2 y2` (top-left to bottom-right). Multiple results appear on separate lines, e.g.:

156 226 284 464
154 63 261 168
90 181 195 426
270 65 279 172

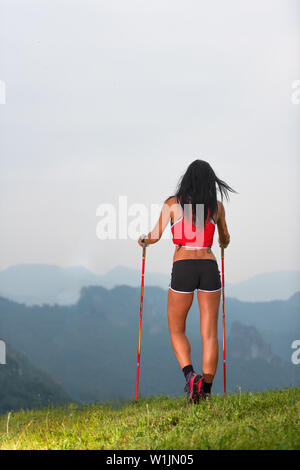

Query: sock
203 373 213 393
203 381 212 393
182 364 194 380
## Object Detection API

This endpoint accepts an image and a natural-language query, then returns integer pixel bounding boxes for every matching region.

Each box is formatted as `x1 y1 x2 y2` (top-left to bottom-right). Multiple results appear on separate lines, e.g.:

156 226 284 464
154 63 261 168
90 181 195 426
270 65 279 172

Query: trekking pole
221 246 227 395
135 245 146 402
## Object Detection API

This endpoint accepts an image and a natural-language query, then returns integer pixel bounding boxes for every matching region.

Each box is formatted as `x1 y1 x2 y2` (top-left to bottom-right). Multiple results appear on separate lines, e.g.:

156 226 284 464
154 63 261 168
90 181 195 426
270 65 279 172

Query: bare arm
217 201 230 248
138 199 171 247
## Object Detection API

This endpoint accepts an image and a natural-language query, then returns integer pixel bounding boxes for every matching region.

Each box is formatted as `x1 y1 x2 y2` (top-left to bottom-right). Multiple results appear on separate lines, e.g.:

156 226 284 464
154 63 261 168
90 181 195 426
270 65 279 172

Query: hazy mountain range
0 284 299 410
0 343 72 414
0 264 299 306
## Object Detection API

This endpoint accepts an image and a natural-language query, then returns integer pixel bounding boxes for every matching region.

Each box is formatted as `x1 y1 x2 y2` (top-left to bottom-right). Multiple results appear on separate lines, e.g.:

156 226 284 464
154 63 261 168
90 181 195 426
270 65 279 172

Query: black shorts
169 259 222 293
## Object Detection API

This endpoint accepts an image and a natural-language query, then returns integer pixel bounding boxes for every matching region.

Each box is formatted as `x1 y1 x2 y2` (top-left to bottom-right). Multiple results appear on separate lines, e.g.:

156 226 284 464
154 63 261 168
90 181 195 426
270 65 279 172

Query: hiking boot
184 372 204 404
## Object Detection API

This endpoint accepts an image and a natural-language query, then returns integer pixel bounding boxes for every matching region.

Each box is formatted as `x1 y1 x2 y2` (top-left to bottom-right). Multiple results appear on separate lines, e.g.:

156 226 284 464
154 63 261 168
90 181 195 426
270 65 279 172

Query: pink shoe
184 373 204 404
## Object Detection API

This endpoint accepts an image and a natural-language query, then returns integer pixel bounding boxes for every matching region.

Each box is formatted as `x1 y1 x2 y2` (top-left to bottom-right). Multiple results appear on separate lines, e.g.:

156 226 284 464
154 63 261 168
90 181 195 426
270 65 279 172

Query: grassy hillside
0 388 299 450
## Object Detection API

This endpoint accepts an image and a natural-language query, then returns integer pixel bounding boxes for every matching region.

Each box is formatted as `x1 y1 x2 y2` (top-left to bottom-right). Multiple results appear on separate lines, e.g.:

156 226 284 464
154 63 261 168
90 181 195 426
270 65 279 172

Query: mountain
227 321 299 391
97 265 171 290
0 264 299 306
0 286 299 404
223 294 300 361
226 270 300 302
0 264 170 306
289 291 300 307
0 264 98 306
0 343 72 414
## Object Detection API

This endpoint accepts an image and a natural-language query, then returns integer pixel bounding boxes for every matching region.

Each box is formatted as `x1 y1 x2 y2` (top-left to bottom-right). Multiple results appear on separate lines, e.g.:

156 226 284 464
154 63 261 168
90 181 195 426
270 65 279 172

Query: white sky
0 0 299 283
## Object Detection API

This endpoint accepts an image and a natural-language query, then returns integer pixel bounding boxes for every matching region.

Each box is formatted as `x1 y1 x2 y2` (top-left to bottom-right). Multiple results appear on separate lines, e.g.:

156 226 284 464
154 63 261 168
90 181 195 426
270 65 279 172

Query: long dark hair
170 159 237 227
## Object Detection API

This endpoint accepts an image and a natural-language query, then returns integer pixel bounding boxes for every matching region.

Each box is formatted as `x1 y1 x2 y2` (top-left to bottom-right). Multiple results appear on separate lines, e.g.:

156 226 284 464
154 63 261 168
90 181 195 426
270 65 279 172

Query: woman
138 159 236 403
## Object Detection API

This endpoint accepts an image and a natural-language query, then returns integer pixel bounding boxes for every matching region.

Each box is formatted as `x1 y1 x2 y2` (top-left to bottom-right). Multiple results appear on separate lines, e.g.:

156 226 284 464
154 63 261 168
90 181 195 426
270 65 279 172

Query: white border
197 287 222 292
169 286 194 294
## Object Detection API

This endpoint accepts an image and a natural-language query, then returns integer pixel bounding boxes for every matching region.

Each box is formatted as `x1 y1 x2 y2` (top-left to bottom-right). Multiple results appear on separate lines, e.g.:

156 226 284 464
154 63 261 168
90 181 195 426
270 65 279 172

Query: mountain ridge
0 263 299 305
0 285 299 405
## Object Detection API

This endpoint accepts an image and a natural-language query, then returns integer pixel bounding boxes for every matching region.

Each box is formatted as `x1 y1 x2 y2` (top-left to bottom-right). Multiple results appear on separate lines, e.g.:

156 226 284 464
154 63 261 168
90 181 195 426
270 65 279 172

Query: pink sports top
171 198 216 249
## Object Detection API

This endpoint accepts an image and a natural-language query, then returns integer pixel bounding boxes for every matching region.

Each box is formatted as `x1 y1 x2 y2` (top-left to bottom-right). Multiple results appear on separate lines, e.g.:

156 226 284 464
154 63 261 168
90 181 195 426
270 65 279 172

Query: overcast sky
0 0 299 284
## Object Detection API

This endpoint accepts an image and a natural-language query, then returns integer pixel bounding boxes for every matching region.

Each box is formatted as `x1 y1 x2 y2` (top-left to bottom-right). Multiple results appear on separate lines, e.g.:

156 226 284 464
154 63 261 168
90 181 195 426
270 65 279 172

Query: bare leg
197 289 221 381
167 289 194 369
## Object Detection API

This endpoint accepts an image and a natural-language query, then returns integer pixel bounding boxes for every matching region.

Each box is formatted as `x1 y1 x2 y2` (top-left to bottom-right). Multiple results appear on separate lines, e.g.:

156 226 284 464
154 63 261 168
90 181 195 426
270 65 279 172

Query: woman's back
168 197 230 263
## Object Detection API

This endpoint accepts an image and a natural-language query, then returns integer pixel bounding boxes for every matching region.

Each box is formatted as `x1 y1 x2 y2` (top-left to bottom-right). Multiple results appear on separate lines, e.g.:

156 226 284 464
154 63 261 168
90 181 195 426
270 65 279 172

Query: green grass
0 388 299 450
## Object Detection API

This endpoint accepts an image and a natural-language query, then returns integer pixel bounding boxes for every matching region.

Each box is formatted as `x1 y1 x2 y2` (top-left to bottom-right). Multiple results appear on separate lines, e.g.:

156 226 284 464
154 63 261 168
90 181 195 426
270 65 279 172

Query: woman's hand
217 202 230 249
138 234 148 248
218 237 230 249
